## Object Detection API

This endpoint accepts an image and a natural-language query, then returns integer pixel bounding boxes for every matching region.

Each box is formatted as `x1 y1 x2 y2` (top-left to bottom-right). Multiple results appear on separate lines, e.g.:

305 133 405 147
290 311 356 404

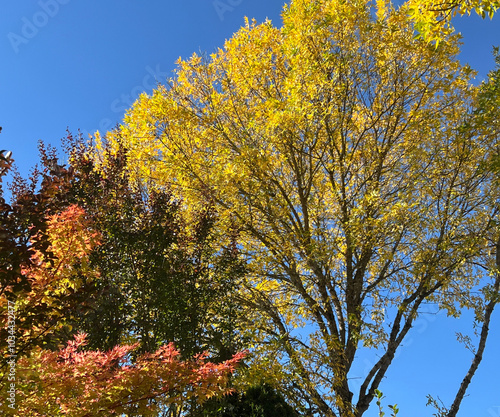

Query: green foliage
192 383 300 417
65 135 248 361
375 390 399 417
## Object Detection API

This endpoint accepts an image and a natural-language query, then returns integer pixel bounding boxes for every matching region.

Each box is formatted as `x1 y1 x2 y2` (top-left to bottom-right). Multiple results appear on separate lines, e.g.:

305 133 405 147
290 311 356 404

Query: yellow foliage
97 0 500 414
406 0 500 43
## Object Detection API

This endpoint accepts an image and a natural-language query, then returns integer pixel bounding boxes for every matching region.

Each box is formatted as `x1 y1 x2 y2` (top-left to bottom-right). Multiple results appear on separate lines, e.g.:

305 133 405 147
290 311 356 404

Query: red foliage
9 333 245 416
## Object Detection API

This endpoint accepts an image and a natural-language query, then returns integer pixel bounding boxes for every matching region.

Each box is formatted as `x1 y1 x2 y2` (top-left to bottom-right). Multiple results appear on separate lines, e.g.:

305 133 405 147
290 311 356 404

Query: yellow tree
405 0 500 42
101 0 500 415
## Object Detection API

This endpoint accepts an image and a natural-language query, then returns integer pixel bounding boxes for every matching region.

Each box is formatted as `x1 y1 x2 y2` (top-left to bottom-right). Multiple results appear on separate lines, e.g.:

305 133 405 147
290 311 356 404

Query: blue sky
1 1 499 416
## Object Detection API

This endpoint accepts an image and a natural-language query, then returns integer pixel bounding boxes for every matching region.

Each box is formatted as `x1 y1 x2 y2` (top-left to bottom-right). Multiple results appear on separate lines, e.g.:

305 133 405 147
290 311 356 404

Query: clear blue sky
1 1 499 416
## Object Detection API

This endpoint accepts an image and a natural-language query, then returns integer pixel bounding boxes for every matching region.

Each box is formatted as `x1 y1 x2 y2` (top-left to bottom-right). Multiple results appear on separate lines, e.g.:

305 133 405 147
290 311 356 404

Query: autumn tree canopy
0 141 248 416
2 0 499 416
101 0 500 415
